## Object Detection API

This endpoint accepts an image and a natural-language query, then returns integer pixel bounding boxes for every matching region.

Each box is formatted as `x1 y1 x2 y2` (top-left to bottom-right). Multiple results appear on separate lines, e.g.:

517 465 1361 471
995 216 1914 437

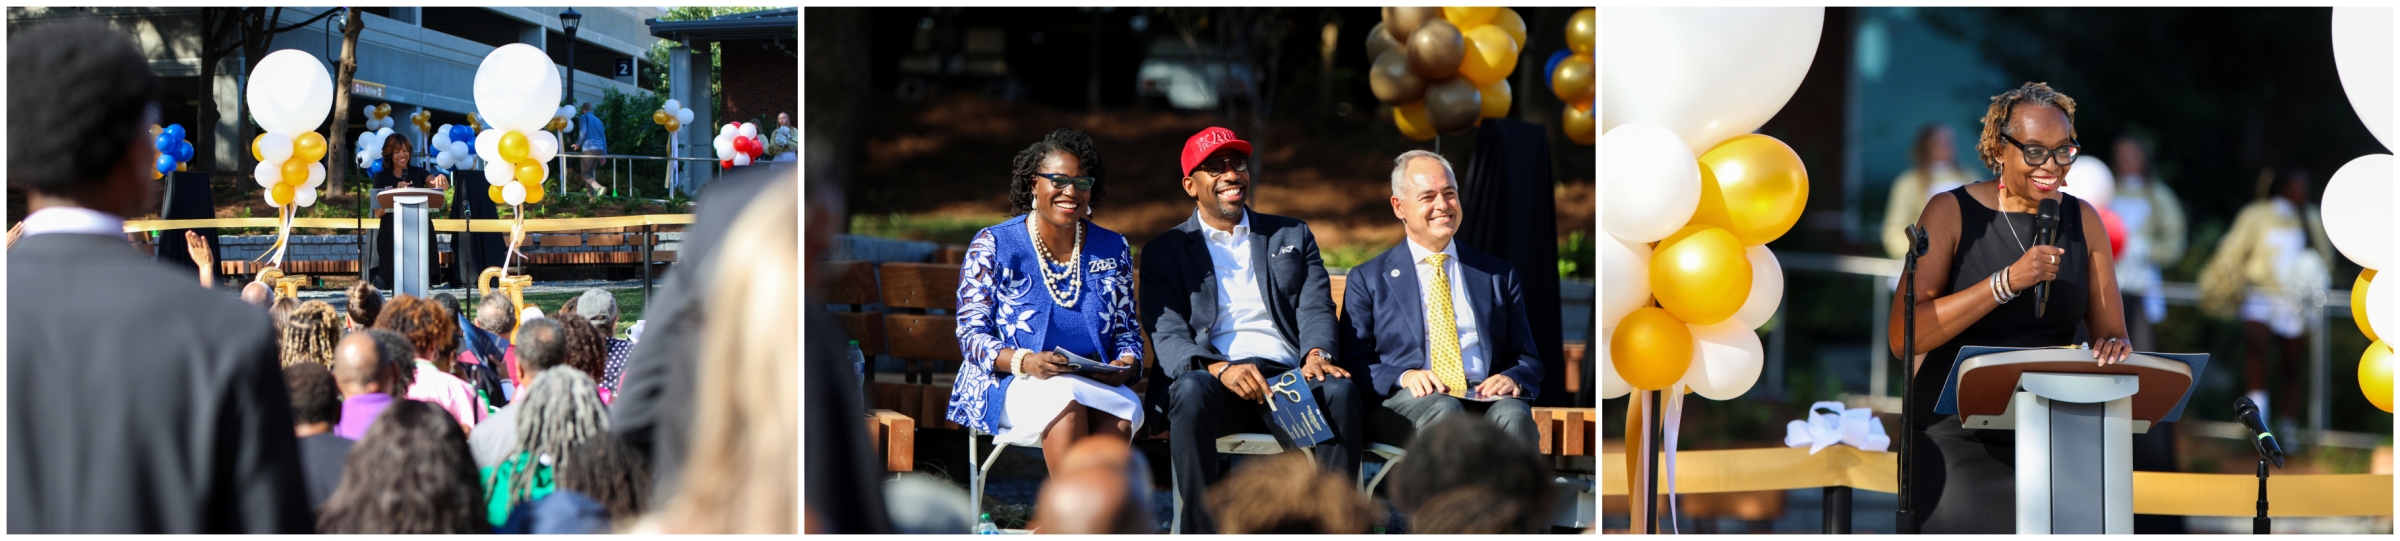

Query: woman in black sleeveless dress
1888 82 2133 534
369 136 449 289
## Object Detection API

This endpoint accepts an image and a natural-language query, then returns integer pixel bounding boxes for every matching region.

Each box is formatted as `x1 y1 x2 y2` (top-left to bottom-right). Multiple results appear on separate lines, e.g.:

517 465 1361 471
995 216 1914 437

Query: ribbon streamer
1664 386 1685 534
252 203 296 268
1782 401 1891 454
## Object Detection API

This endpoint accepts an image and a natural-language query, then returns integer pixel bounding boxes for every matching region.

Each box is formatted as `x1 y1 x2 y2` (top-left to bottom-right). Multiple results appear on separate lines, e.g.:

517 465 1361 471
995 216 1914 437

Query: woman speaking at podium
1886 82 2133 534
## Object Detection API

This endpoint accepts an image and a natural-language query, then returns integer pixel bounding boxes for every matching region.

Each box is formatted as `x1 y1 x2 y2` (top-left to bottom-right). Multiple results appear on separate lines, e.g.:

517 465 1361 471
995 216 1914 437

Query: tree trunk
327 9 361 195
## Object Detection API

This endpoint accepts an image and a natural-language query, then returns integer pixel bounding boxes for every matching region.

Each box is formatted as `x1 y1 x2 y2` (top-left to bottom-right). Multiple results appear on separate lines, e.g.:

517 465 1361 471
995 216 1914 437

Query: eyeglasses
1033 172 1096 191
1193 156 1249 176
1999 133 2080 167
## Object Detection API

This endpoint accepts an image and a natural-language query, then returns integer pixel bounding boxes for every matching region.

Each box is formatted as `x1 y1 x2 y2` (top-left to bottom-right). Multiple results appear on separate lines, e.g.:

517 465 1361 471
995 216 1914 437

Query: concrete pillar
517 23 544 48
670 43 710 193
391 7 420 25
212 54 244 172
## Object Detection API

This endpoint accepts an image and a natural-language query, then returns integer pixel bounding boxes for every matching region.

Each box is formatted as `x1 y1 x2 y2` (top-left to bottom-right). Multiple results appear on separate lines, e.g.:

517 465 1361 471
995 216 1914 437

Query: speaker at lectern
1935 345 2207 534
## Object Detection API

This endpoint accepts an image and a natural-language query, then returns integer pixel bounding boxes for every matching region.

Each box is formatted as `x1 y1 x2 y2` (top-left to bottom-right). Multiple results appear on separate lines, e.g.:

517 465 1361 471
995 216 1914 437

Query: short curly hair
556 312 609 382
1007 128 1108 217
1976 82 2079 175
280 301 344 368
376 294 459 370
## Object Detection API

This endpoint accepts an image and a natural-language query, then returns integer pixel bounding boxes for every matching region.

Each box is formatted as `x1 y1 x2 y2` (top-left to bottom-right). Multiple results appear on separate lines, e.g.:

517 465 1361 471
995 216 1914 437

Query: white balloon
258 132 295 165
1601 122 1702 243
294 185 318 207
529 130 559 163
561 119 574 134
715 134 737 160
2062 155 2114 209
1602 7 1824 155
738 122 758 139
254 161 283 188
1685 320 1765 401
263 187 282 208
2323 154 2395 270
2334 7 2394 152
720 123 739 138
1600 233 1652 329
558 105 577 120
1600 324 1631 399
303 162 326 189
475 129 504 164
1731 246 1786 329
733 153 752 167
662 99 680 112
245 49 334 133
356 153 372 170
436 152 457 169
377 127 393 137
676 108 694 125
486 155 516 183
472 44 563 133
432 131 452 151
502 182 527 206
2372 274 2398 344
450 141 470 158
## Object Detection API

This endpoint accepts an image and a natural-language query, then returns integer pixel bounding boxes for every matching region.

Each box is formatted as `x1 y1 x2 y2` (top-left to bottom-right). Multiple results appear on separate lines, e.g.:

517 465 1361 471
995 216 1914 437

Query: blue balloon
450 125 473 146
175 140 195 162
154 133 174 152
164 123 185 141
369 158 384 176
1544 48 1571 91
154 153 176 174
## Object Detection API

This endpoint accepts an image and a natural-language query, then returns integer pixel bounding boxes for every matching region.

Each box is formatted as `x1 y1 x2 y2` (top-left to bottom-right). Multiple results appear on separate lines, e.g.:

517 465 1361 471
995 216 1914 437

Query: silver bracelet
1991 270 2020 304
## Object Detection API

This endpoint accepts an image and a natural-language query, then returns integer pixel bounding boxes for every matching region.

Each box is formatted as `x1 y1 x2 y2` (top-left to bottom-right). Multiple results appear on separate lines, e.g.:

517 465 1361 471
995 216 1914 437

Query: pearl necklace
1028 217 1083 308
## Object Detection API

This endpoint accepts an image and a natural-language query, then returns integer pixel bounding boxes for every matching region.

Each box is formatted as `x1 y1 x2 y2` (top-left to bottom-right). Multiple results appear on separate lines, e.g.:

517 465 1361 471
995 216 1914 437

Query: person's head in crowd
1386 415 1555 534
573 289 618 336
511 317 567 386
7 21 161 221
366 328 418 392
333 330 407 398
556 314 609 382
377 294 459 371
659 177 798 533
267 295 298 328
281 300 343 368
1034 438 1158 534
503 367 610 506
1388 149 1462 251
346 281 384 330
1913 123 1956 171
2276 163 2313 207
433 292 463 320
242 281 273 307
1975 81 2078 203
285 362 342 438
1180 126 1253 226
316 400 490 534
1007 128 1108 222
777 112 790 128
552 432 651 527
382 132 414 171
1205 451 1376 534
2112 132 2153 181
475 293 518 339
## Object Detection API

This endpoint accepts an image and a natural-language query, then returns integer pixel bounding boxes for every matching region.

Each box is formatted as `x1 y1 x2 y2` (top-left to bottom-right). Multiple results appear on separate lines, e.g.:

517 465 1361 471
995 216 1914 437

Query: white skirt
991 374 1144 447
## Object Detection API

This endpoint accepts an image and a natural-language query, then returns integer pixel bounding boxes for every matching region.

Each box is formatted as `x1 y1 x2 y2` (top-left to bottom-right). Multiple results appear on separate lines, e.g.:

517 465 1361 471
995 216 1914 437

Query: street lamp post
560 8 581 108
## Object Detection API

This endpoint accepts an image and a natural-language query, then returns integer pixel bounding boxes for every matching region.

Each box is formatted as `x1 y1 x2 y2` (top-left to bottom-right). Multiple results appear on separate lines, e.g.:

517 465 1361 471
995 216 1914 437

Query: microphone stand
1897 225 1926 534
2255 456 2270 534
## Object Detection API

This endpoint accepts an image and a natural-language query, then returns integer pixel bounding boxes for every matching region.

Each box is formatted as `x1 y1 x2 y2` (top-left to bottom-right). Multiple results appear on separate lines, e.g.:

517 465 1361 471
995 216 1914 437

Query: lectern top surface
1936 346 2208 423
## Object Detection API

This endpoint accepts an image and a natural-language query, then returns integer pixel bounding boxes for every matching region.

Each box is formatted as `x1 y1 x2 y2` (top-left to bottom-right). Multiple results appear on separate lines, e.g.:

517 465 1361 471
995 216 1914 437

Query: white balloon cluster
548 105 578 133
471 44 563 206
361 104 399 132
652 99 695 132
354 127 397 169
713 122 768 168
245 49 334 209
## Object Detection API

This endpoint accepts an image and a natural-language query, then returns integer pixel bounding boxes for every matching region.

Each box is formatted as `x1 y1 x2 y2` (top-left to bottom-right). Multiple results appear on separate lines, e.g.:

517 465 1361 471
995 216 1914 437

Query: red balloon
721 159 733 170
2096 205 2126 257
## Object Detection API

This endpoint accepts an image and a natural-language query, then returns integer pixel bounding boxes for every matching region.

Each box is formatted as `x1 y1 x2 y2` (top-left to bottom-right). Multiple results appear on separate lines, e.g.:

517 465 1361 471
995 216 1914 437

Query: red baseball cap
1180 126 1252 177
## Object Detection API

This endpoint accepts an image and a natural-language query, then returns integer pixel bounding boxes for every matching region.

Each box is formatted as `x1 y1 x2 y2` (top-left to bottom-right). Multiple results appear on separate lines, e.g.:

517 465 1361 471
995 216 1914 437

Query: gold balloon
1561 102 1595 146
1393 102 1437 141
1444 6 1498 27
1552 53 1594 102
515 161 543 184
2359 270 2379 342
1369 51 1427 106
653 110 670 124
489 185 505 204
251 134 266 162
524 180 546 204
1478 78 1512 120
1691 135 1810 245
498 131 530 162
1651 225 1751 325
2363 341 2394 413
1489 8 1527 49
664 118 681 133
176 162 187 172
1423 77 1482 135
280 159 309 185
293 131 328 163
1457 24 1518 87
1406 19 1465 81
1611 307 1694 391
271 183 296 206
1566 8 1595 55
1366 22 1403 63
1384 6 1442 43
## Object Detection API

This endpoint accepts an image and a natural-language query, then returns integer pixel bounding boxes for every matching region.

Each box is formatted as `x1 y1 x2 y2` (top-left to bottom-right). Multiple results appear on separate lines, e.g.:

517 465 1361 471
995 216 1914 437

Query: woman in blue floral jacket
947 129 1144 474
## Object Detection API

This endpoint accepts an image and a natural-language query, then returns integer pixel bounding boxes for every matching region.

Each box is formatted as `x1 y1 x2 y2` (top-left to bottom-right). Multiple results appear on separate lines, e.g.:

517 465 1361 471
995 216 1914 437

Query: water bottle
975 513 1000 534
847 341 867 410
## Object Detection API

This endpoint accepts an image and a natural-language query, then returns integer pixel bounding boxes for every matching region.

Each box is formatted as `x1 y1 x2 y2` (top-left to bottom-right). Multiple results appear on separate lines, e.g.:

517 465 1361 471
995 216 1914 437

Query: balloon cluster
2327 6 2398 412
430 124 479 171
1367 7 1526 140
354 126 396 174
713 122 766 169
547 105 577 133
410 109 432 134
471 44 563 206
245 49 334 209
151 124 195 179
652 99 694 133
359 103 398 132
1599 9 1825 401
1545 9 1594 145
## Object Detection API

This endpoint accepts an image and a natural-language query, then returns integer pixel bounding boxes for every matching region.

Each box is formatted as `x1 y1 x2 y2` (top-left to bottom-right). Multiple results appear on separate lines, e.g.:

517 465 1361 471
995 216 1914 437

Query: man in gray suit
6 21 310 533
1140 127 1362 533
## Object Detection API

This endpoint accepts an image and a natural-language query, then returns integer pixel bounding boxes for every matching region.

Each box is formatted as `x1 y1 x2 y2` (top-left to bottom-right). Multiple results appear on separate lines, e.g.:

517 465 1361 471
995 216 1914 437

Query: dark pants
1375 388 1540 446
1166 361 1363 534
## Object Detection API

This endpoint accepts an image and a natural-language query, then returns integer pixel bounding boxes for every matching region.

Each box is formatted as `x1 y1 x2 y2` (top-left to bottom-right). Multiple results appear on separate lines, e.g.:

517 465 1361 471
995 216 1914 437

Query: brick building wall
718 39 797 127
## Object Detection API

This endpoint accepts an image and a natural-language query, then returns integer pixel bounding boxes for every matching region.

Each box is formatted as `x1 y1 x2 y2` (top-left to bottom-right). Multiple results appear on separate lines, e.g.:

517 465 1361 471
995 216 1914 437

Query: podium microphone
2234 396 2286 468
2033 198 2060 318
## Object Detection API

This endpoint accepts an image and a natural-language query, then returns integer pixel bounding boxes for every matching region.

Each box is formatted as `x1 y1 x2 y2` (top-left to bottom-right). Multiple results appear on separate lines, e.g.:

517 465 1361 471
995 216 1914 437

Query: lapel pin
1390 269 1401 278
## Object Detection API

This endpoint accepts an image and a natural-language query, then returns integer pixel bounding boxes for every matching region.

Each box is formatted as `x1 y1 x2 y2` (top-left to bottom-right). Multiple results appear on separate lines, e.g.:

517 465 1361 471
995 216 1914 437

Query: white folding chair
1168 433 1313 534
966 427 1038 529
1363 442 1406 495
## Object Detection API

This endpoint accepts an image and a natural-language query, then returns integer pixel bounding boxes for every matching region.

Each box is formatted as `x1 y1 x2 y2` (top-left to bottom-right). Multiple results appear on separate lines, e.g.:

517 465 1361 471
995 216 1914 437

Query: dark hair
347 282 385 328
363 328 417 393
317 400 491 534
1911 123 1949 169
377 294 459 370
1977 82 2079 175
1006 128 1108 217
1206 451 1376 534
281 301 343 368
284 363 342 426
552 432 651 525
268 296 299 329
514 317 568 375
1387 415 1555 534
8 21 159 197
555 314 608 381
433 293 462 321
382 133 413 166
474 293 518 337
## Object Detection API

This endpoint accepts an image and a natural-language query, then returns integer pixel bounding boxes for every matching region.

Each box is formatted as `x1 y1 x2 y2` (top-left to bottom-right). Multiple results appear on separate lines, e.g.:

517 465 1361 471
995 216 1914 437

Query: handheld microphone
2033 198 2060 317
2234 396 2286 468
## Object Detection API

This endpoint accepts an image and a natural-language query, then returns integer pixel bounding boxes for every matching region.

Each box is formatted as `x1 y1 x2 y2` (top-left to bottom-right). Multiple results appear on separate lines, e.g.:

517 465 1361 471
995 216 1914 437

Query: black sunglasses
1193 155 1249 176
1999 133 2080 167
1034 172 1096 191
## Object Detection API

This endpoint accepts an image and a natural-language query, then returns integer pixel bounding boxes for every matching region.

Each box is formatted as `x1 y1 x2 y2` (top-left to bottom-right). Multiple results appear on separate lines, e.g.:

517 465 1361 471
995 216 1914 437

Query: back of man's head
364 328 417 391
1387 415 1555 534
1033 438 1159 534
242 281 273 307
285 362 342 427
346 281 384 329
332 332 391 396
474 294 517 337
8 21 158 204
1205 451 1376 534
514 317 568 376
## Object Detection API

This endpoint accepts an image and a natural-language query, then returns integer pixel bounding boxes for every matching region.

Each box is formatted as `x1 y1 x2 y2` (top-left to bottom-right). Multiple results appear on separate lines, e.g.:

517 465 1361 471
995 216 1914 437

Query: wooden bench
1533 407 1597 457
864 409 916 473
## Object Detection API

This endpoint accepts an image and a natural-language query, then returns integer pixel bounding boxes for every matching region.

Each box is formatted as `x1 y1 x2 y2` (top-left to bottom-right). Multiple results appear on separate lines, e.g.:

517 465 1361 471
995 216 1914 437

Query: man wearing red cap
1141 126 1363 533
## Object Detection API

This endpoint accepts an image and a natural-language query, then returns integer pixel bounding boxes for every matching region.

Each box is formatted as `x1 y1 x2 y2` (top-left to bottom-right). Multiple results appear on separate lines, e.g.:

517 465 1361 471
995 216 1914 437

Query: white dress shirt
1407 237 1486 382
1203 210 1300 366
19 206 127 238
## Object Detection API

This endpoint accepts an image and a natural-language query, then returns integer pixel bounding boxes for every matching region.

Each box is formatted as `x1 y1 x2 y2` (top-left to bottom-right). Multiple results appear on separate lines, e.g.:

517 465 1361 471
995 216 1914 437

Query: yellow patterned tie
1425 253 1467 398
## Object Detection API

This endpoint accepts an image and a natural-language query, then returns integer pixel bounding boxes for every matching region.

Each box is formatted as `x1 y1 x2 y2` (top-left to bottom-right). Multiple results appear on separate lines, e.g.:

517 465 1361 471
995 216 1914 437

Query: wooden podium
1937 346 2206 534
375 188 445 298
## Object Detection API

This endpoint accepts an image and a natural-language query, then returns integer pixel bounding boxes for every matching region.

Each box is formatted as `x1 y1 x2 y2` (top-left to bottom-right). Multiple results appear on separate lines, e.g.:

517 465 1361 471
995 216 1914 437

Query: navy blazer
1338 239 1544 400
1140 210 1338 379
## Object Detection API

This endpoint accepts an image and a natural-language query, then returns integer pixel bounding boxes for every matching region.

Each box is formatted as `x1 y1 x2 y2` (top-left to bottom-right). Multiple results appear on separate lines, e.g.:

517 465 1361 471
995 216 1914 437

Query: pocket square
1276 245 1297 256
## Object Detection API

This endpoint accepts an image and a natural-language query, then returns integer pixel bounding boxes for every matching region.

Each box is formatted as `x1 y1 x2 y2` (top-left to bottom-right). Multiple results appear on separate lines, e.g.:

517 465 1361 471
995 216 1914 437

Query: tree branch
266 7 342 36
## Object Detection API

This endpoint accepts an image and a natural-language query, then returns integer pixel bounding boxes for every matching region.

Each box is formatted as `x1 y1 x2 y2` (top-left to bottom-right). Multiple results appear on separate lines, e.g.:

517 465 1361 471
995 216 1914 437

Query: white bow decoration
1783 401 1890 454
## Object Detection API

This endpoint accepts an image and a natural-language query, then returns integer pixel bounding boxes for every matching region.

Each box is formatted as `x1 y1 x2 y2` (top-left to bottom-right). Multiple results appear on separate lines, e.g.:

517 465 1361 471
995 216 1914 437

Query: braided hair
1006 128 1108 217
505 367 610 506
1976 82 2079 175
279 300 343 368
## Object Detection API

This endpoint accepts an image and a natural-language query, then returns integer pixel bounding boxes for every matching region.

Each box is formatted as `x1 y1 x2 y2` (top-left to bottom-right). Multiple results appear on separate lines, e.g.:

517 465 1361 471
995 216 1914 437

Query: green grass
849 212 1009 246
515 287 646 338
